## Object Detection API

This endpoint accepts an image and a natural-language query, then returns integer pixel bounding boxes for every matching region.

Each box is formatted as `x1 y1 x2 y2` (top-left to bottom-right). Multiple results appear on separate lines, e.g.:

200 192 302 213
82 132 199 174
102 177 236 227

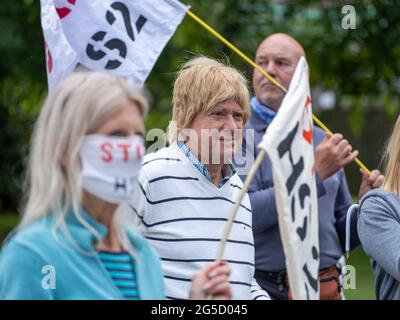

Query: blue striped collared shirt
176 141 235 188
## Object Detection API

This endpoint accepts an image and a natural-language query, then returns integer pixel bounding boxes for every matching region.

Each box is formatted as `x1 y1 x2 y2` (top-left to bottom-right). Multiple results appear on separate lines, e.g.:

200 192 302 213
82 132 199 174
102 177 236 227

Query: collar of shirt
63 206 108 253
251 96 277 125
176 140 235 188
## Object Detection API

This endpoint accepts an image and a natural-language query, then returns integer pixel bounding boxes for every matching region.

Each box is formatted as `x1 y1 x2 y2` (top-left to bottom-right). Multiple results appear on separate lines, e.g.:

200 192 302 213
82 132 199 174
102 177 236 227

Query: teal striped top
98 250 140 300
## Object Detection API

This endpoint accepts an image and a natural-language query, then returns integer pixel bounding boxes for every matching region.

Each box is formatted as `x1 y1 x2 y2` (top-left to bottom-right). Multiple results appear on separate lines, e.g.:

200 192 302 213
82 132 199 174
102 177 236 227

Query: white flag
258 56 320 300
49 0 188 87
40 0 78 91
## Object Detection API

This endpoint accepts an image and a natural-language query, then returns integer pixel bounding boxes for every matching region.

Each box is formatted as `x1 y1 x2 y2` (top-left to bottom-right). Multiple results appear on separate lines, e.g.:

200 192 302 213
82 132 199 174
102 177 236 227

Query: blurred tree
0 0 399 212
0 0 45 210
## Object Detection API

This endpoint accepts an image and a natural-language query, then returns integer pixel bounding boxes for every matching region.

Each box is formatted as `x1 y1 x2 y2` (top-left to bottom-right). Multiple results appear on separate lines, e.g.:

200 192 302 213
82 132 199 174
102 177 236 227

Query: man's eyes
257 59 290 67
277 60 290 67
234 113 243 119
210 112 243 119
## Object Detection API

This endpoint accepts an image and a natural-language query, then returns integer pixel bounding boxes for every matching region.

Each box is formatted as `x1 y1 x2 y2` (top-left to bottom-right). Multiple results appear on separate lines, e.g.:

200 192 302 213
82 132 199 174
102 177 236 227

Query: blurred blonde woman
0 72 231 300
358 115 400 300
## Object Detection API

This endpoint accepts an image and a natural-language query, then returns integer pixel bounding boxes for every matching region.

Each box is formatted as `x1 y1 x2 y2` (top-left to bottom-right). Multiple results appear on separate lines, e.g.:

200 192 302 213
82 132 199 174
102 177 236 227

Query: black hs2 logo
86 1 147 70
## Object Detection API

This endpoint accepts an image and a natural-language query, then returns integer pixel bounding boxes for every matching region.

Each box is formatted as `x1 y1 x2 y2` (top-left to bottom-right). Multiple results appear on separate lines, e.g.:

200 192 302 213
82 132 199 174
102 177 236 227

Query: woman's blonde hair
382 115 400 195
167 56 250 142
17 72 148 253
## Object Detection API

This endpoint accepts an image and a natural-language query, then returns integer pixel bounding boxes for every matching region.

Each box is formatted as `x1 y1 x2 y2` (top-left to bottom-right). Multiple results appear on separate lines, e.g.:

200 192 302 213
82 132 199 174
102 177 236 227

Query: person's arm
233 132 277 233
130 169 151 234
315 173 327 198
245 173 279 233
358 194 400 281
0 242 53 299
333 169 360 252
250 278 270 300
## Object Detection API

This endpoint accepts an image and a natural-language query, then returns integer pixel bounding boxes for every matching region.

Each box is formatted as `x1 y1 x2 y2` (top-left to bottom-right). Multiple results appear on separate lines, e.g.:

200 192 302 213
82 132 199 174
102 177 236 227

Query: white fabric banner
42 0 189 90
258 57 320 300
40 0 78 91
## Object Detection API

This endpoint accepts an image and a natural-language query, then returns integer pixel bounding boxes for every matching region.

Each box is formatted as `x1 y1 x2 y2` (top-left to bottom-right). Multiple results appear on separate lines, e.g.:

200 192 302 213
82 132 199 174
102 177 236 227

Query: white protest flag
258 56 320 300
40 0 78 91
52 0 189 86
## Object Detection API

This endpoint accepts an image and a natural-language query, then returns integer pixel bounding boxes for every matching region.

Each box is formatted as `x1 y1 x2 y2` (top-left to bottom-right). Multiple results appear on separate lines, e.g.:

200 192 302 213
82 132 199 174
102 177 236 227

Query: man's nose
265 61 277 78
223 115 239 130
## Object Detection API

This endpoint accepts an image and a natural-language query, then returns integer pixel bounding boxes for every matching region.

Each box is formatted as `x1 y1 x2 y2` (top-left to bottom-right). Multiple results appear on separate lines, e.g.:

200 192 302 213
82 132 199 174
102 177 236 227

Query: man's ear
175 106 182 124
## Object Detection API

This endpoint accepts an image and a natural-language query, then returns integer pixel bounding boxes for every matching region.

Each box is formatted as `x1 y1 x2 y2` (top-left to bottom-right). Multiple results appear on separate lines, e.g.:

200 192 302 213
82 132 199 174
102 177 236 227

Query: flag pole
186 9 371 176
214 149 266 260
186 10 285 93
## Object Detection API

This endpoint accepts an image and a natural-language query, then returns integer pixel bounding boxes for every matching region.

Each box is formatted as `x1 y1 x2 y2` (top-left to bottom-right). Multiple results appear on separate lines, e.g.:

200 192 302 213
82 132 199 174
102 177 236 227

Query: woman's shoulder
126 228 164 278
0 218 56 289
125 227 165 299
1 217 57 260
126 227 160 260
360 189 400 219
361 188 400 206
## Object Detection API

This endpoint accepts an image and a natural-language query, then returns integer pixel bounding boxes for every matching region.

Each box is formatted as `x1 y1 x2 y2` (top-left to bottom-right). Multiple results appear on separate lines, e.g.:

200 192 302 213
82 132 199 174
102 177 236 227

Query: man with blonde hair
131 56 270 300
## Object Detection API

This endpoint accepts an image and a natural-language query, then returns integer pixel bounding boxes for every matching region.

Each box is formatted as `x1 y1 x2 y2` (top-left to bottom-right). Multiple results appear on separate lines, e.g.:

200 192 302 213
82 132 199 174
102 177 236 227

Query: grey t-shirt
358 188 400 300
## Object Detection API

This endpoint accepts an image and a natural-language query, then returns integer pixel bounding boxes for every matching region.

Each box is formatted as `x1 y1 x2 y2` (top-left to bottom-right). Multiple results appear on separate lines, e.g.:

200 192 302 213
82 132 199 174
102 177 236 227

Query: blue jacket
0 208 165 299
234 104 359 271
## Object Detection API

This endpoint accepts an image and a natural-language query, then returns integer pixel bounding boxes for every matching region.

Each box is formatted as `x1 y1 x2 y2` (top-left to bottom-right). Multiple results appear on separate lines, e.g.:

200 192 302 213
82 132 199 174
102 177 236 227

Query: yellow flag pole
186 10 285 93
311 116 371 175
186 9 371 176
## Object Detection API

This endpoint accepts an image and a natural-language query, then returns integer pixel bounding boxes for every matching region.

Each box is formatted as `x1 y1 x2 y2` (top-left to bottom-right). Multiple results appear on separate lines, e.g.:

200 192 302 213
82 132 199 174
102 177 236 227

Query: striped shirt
98 250 139 300
131 142 270 300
